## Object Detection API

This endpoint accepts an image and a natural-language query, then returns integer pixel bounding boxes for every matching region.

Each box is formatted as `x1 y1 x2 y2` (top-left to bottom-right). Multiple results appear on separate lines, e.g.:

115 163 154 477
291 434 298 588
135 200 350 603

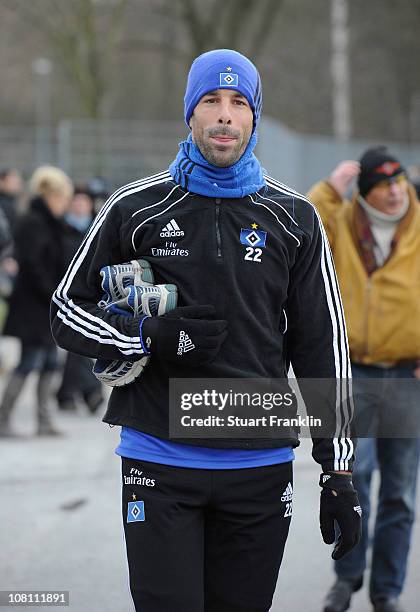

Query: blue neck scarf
169 132 265 198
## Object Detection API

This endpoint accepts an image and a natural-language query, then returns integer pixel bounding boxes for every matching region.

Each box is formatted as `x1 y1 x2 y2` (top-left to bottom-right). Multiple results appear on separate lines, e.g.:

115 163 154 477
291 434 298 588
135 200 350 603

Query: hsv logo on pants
127 500 145 523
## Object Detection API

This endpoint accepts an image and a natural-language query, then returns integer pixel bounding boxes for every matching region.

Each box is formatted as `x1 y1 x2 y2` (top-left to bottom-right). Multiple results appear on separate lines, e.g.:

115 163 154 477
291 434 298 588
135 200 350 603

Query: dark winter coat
4 197 67 345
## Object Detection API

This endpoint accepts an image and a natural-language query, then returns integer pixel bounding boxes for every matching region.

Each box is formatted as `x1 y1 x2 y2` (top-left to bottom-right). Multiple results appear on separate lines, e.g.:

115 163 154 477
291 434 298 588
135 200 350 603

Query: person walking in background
308 147 420 612
0 166 72 437
56 187 104 413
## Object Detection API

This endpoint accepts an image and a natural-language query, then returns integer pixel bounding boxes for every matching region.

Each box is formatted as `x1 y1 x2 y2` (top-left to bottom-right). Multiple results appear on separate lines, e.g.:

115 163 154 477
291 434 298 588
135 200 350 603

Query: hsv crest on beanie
358 146 405 197
184 49 262 130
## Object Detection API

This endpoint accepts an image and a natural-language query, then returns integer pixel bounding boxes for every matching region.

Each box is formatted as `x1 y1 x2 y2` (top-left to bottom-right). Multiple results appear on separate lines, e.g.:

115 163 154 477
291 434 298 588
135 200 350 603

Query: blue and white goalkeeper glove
93 259 177 387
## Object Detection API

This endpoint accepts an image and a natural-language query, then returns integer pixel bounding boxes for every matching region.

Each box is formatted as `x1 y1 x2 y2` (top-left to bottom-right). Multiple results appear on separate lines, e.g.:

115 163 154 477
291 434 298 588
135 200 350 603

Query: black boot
323 577 363 612
373 598 403 612
0 372 26 437
57 397 78 412
36 372 62 436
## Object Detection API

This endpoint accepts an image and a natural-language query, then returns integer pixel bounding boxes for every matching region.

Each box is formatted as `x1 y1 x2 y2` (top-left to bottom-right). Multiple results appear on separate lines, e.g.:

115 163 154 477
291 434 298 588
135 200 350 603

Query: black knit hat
358 146 405 197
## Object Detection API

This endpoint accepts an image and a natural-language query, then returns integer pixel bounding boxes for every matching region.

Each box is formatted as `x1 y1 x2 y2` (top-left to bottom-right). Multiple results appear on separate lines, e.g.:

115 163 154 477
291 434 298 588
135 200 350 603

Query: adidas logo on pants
281 482 293 502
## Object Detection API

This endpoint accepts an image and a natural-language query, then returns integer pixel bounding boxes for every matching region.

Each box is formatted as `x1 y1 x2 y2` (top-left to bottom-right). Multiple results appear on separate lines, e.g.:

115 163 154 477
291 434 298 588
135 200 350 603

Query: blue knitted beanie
184 49 262 131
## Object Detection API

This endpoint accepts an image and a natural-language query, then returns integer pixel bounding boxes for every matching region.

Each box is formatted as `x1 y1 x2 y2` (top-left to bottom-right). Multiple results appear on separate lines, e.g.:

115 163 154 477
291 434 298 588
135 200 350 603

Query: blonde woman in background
0 166 72 437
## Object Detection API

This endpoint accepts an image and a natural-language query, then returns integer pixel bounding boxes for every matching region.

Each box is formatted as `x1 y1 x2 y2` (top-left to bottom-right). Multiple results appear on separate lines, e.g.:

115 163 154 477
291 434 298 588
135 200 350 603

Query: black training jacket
50 170 355 472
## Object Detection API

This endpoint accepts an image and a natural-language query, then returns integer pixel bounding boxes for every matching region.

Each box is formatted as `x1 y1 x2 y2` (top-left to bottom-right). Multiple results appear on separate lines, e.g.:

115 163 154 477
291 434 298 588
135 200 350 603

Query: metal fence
0 120 186 190
1 118 420 192
259 118 420 193
56 120 187 188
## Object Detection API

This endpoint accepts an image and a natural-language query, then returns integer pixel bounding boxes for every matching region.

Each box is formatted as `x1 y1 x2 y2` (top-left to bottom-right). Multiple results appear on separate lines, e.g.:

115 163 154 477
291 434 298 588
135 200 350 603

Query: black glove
319 473 362 560
142 305 228 366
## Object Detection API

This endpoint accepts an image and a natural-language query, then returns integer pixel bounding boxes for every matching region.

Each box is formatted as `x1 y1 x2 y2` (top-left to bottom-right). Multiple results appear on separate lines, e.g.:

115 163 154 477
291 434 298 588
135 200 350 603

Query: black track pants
121 457 293 612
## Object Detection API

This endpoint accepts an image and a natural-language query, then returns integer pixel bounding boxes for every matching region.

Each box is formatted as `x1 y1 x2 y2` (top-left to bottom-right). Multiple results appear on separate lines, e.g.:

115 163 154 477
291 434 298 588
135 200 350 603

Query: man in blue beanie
51 49 360 611
172 49 264 196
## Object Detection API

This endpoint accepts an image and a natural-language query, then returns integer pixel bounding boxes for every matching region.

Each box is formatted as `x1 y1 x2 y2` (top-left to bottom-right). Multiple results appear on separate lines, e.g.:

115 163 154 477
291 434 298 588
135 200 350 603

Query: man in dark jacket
51 50 361 611
0 166 72 437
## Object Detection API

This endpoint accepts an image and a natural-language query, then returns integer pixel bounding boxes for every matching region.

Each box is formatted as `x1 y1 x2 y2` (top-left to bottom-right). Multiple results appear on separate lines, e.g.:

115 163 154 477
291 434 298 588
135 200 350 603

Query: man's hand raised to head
319 472 362 560
328 161 361 198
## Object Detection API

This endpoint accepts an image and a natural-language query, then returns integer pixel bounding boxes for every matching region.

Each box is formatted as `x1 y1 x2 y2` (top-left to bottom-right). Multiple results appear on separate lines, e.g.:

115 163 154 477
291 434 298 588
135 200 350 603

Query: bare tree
385 3 420 142
0 0 129 118
349 0 420 142
168 0 284 61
